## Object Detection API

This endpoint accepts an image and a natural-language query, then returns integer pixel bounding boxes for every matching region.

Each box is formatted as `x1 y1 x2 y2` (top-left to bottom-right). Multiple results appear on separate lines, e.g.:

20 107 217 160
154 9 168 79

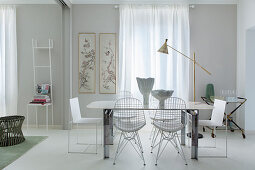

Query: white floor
4 127 255 170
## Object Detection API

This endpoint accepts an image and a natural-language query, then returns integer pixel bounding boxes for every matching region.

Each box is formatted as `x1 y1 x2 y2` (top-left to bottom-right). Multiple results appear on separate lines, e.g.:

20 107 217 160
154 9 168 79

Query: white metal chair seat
115 119 146 132
75 118 102 124
153 121 184 132
68 97 102 154
196 99 228 158
199 120 223 127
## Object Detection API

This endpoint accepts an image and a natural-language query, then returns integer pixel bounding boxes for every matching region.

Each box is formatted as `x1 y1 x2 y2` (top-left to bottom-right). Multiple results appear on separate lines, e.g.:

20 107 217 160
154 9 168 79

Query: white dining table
87 100 214 160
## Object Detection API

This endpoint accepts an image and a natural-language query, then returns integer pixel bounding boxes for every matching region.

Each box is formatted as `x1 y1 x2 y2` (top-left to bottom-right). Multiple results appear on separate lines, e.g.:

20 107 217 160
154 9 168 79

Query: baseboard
23 124 104 130
22 124 63 129
245 130 255 135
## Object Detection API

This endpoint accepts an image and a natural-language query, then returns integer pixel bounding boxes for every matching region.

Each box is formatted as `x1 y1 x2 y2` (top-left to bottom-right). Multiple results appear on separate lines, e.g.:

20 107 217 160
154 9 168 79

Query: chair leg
76 123 79 144
225 121 228 158
214 126 216 148
151 128 160 153
68 129 70 153
175 133 188 165
134 132 146 165
101 123 103 145
96 123 97 154
113 132 124 165
155 131 164 166
149 126 155 140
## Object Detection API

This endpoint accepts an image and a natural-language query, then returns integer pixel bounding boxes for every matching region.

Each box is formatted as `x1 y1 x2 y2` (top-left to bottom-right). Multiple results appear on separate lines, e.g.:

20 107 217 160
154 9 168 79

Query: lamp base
187 132 203 139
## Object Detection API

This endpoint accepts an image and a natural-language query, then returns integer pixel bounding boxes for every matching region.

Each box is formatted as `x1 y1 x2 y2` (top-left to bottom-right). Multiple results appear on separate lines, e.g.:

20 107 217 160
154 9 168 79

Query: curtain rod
114 4 195 9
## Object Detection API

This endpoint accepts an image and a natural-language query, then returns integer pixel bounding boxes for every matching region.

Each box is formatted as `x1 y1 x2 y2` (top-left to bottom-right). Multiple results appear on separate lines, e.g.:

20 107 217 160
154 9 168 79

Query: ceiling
0 0 238 4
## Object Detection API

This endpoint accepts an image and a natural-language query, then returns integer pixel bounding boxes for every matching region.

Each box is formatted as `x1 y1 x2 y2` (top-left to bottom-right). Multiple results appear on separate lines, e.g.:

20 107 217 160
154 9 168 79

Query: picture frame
99 33 117 94
78 33 96 93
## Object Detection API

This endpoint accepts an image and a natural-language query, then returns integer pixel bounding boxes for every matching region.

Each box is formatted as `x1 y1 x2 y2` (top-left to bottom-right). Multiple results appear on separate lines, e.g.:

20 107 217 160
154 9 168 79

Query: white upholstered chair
68 97 102 154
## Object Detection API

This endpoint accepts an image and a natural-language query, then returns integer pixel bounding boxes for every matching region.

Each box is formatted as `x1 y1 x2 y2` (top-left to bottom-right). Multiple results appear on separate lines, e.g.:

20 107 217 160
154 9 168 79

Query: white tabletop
87 101 214 110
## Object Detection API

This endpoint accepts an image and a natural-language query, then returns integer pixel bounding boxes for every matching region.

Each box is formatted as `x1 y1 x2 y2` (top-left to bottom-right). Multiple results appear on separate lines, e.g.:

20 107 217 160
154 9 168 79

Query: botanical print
99 33 116 94
79 33 96 93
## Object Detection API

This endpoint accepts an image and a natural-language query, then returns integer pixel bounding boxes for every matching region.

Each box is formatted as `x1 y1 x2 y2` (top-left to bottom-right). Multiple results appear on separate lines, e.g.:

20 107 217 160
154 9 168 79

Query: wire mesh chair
114 91 135 128
113 91 134 138
152 97 188 165
113 97 146 165
116 91 133 99
149 95 159 140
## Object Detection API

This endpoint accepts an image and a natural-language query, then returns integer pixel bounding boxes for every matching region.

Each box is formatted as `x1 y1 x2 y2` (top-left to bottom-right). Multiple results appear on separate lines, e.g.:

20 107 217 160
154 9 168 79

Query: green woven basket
0 116 25 147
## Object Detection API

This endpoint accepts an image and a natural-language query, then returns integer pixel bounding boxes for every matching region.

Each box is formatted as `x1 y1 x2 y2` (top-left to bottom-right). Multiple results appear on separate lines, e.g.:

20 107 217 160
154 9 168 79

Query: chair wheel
211 133 216 138
144 164 146 166
151 151 153 153
113 163 115 165
242 133 246 139
155 164 157 166
185 163 188 165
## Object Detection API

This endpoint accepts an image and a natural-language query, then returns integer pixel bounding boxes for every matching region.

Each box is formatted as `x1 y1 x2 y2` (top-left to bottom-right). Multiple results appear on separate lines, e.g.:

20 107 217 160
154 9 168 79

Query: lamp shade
157 39 168 54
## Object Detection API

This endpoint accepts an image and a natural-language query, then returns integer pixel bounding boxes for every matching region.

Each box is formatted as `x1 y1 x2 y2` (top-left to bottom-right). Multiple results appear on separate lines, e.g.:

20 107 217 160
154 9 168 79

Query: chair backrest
69 97 82 123
154 97 186 129
113 97 145 131
211 99 226 126
116 91 133 99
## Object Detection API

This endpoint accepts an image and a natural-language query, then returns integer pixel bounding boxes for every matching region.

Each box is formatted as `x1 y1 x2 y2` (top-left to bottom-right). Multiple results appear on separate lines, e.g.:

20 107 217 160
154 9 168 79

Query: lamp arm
167 45 194 62
194 62 212 75
167 45 211 75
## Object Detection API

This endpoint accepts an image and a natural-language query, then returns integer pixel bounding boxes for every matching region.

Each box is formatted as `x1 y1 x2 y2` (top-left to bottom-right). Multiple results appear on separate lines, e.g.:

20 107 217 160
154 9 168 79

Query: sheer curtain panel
0 6 18 117
119 5 190 101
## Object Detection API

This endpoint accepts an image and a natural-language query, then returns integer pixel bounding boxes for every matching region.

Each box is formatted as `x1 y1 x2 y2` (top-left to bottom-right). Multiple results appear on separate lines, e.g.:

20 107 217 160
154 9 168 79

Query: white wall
245 28 255 131
237 0 255 131
17 5 63 126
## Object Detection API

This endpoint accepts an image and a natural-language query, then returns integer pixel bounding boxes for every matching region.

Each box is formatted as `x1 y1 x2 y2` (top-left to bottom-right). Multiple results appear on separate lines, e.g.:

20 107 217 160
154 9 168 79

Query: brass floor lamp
158 39 211 102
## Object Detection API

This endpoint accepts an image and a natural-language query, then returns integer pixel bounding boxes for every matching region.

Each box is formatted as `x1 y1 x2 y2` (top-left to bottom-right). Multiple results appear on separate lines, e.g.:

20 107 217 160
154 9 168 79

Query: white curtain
119 5 190 101
0 6 18 117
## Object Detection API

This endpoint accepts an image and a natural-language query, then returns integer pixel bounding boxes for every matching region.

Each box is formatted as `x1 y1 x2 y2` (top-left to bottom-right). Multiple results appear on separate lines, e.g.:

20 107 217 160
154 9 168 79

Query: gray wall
190 5 237 119
16 4 237 126
72 4 237 120
17 5 63 126
72 5 119 118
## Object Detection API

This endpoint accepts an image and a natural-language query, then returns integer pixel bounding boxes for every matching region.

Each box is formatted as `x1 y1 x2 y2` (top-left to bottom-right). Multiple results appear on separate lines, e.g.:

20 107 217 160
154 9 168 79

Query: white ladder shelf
27 39 54 130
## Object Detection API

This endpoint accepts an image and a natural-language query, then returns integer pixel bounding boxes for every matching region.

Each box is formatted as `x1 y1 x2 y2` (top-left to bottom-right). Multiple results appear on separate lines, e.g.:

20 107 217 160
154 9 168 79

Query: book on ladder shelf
30 84 51 105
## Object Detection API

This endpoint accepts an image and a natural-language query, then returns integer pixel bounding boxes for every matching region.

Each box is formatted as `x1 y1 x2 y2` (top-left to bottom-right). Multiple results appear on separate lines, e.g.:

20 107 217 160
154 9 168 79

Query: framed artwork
99 33 117 94
78 33 96 93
